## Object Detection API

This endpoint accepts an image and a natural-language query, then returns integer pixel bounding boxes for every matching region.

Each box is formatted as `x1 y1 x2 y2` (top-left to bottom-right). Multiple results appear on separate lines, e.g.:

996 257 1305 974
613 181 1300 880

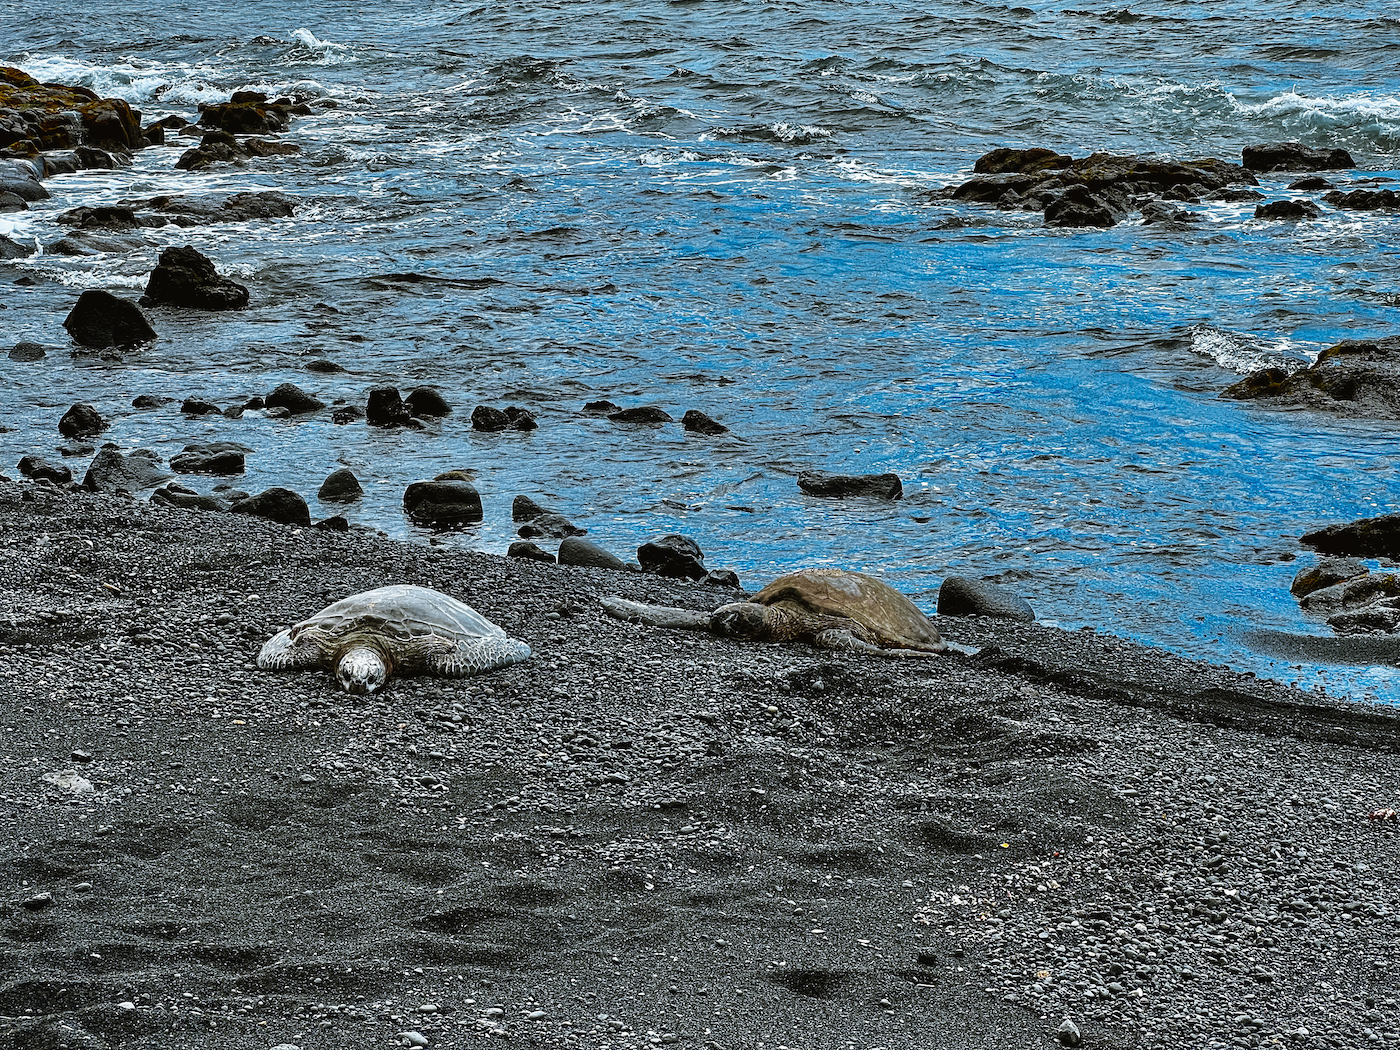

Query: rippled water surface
3 0 1400 699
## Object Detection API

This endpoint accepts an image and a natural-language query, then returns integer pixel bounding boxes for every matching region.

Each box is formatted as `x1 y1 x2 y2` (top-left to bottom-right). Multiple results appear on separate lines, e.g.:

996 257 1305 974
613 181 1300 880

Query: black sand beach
3 481 1400 1050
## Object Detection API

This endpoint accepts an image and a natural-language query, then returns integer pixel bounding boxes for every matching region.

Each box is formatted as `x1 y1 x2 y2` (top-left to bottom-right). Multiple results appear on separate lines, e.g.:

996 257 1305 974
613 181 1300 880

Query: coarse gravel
1 480 1399 1050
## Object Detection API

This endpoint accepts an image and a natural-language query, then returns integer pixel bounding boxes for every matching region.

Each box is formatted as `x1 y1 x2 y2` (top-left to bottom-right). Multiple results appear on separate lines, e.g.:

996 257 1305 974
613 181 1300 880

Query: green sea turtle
257 584 530 693
602 568 948 656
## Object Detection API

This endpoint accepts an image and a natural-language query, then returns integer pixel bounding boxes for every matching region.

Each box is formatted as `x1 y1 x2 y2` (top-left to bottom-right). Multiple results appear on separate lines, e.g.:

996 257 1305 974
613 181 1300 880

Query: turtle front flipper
812 627 943 657
402 633 532 678
601 596 712 631
257 624 338 670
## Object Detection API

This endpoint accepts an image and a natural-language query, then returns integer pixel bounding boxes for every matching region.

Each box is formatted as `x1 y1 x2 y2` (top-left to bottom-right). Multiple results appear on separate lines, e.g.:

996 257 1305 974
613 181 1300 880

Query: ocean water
3 0 1400 700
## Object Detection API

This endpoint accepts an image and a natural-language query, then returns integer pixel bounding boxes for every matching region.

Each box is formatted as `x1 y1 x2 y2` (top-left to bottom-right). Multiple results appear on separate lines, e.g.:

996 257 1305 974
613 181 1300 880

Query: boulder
1302 514 1400 560
508 540 556 564
0 234 29 258
1300 573 1400 613
703 569 744 590
61 289 157 348
16 456 71 484
181 398 223 416
637 534 707 579
230 487 311 527
608 406 673 424
471 404 510 432
582 399 620 414
150 484 229 512
972 147 1072 176
140 245 249 310
332 405 365 425
518 512 585 539
512 495 551 521
169 442 247 475
317 467 364 503
1254 199 1321 220
81 445 171 493
405 387 451 418
132 394 172 409
8 342 45 361
936 576 1036 621
797 470 903 500
1291 558 1368 599
367 386 413 428
1328 598 1400 635
56 204 141 230
265 382 325 414
305 357 344 374
117 190 297 225
197 98 291 136
402 480 483 528
1222 334 1400 419
1242 142 1354 172
315 515 350 532
58 403 104 438
505 406 538 430
682 409 729 435
557 536 630 572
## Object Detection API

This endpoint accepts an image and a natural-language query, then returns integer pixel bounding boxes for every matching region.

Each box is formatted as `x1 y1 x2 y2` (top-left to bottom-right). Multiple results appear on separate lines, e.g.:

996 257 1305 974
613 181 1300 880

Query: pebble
1058 1018 1082 1047
397 1032 429 1048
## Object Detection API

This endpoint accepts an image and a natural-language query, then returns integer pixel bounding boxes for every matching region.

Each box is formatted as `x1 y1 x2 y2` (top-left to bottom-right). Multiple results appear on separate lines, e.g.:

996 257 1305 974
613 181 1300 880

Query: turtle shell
750 568 942 651
291 583 507 652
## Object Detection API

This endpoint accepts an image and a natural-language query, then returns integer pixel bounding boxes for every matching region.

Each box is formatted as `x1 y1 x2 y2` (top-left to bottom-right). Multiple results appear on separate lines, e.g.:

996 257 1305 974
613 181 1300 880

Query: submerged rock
682 409 729 435
797 470 903 500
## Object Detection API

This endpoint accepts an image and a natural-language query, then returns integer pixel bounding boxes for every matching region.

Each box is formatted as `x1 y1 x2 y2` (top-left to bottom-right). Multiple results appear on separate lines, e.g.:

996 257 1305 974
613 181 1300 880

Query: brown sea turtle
601 568 947 656
257 584 530 693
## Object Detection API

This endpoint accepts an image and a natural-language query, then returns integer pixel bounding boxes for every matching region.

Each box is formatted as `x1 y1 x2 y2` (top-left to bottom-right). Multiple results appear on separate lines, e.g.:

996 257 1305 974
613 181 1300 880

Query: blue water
3 0 1400 699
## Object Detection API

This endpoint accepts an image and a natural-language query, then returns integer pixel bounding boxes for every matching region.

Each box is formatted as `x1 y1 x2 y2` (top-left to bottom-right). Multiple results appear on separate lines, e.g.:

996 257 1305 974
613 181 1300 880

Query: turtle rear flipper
420 634 532 677
813 627 943 657
257 625 336 670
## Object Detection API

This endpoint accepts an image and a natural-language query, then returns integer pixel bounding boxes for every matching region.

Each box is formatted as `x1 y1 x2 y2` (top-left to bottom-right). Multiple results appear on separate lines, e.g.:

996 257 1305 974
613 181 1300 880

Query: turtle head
709 601 769 641
335 645 390 694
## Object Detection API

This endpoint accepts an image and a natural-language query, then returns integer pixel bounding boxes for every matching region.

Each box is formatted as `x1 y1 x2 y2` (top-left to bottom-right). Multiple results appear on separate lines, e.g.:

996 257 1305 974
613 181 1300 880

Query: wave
283 28 353 67
1232 90 1400 146
1185 324 1314 374
11 52 330 109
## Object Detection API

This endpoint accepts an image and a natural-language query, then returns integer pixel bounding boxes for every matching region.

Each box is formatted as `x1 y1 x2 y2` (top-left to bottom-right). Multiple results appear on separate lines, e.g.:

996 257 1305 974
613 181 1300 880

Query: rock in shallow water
797 470 903 500
318 467 364 503
81 445 170 493
402 480 483 528
140 244 250 310
62 290 157 349
638 534 707 579
230 486 311 527
937 576 1036 621
58 403 104 439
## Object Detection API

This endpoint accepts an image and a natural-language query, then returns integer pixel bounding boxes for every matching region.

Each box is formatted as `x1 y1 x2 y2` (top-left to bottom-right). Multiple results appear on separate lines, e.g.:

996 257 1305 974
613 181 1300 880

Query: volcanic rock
81 445 170 492
558 536 630 571
1324 187 1400 211
170 442 247 475
797 470 903 500
265 382 325 415
682 409 729 435
508 540 557 564
141 245 250 310
937 576 1036 621
1302 514 1400 560
405 387 451 418
1254 199 1321 220
58 403 104 439
230 487 311 527
1222 334 1400 419
1242 141 1354 172
16 456 71 485
638 534 707 580
318 468 364 503
1291 558 1368 600
367 387 414 428
8 342 45 361
608 406 673 425
402 480 483 528
61 290 157 349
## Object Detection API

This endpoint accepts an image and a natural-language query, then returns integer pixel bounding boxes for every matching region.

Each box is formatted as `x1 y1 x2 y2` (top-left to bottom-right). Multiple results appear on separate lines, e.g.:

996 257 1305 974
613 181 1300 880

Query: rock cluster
1222 334 1400 420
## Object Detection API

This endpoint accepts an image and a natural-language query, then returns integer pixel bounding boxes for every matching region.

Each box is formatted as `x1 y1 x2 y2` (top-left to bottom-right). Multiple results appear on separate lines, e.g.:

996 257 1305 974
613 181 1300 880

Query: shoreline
4 482 1400 1049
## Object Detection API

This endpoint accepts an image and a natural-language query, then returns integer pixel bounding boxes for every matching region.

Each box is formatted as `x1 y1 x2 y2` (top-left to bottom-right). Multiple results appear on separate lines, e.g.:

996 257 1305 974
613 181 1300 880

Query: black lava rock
638 534 707 580
797 470 903 500
557 536 630 571
170 442 247 475
58 403 105 438
317 468 364 503
402 480 483 528
936 576 1036 621
229 487 311 527
265 382 325 415
62 289 157 348
140 245 249 310
406 387 452 418
367 386 413 427
682 409 729 435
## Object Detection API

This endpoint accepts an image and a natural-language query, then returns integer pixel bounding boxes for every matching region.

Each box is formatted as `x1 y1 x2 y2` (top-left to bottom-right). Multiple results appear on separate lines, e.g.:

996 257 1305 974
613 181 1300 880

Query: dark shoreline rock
798 470 903 500
62 290 157 349
1242 141 1355 172
1223 333 1400 420
140 245 250 311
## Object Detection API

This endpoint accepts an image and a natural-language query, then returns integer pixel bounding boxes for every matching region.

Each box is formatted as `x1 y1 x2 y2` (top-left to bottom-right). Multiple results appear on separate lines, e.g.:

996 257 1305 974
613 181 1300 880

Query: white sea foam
1236 90 1400 124
1187 324 1314 374
285 28 352 66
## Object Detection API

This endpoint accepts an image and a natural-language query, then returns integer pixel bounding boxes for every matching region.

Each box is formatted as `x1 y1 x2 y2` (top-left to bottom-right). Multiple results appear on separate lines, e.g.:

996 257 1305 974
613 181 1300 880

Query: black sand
2 482 1399 1050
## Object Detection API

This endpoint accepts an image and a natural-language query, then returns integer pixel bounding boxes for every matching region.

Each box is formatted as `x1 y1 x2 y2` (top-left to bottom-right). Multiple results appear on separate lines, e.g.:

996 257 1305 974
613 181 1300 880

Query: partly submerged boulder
1222 334 1400 420
140 245 249 310
62 290 157 348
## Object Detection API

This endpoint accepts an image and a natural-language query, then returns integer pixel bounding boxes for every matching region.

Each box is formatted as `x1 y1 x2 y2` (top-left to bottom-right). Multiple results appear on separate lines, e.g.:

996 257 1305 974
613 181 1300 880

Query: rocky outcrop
81 446 170 493
8 342 44 361
151 483 230 513
140 245 250 310
16 456 71 485
58 403 104 438
638 534 707 580
1301 513 1400 560
937 576 1036 621
64 191 298 227
0 66 146 156
230 487 311 527
1241 142 1354 172
1222 334 1400 419
402 479 483 528
1324 187 1400 211
170 442 247 475
318 468 363 503
62 290 157 349
797 470 903 500
944 148 1257 228
175 130 301 172
1291 558 1368 600
608 406 672 425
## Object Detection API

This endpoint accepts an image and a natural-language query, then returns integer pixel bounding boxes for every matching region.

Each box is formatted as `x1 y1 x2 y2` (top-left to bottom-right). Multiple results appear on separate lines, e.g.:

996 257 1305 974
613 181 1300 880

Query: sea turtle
601 568 947 656
257 583 531 693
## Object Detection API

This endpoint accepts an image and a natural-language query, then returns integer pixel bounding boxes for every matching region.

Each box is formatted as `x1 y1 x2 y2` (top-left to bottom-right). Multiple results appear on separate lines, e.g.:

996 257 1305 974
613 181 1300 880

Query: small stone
21 892 55 910
1057 1018 1082 1047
